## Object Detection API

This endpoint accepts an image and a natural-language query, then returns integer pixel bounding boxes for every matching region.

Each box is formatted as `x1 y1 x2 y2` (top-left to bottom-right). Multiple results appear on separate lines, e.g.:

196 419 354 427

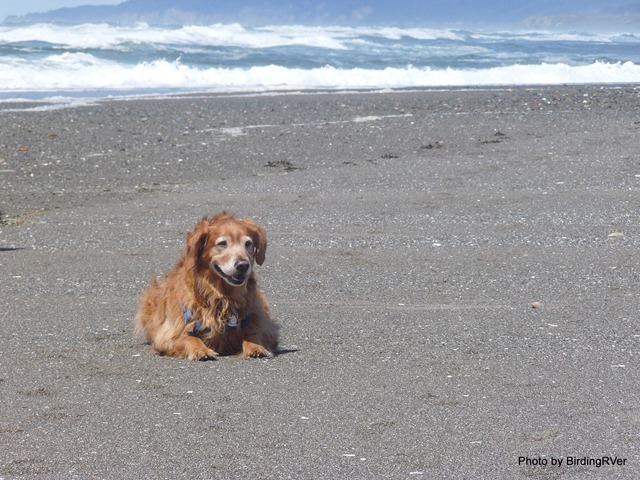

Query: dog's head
186 213 267 287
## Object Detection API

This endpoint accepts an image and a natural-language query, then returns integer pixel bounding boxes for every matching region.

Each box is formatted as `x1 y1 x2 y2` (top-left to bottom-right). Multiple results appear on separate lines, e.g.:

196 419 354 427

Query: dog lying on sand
135 213 279 360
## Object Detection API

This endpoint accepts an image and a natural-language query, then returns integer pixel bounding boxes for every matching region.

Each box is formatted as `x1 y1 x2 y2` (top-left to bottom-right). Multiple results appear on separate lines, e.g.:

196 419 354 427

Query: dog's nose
235 260 250 274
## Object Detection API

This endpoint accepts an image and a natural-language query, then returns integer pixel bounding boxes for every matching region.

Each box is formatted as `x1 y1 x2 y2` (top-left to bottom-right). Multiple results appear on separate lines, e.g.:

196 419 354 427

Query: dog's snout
235 260 250 274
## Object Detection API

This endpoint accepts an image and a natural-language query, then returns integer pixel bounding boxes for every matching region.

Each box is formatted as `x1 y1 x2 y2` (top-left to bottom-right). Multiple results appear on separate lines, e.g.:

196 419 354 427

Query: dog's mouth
213 264 247 286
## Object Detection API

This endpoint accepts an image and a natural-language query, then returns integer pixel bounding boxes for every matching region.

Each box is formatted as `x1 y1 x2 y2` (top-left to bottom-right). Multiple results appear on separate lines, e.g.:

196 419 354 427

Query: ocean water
1 22 640 102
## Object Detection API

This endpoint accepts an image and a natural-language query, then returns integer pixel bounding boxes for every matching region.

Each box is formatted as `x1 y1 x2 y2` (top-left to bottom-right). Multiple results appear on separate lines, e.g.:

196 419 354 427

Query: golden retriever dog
135 213 279 360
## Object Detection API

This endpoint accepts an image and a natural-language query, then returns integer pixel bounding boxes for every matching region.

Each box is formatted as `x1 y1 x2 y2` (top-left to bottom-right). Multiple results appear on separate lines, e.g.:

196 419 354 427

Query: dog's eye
216 240 228 248
245 240 253 249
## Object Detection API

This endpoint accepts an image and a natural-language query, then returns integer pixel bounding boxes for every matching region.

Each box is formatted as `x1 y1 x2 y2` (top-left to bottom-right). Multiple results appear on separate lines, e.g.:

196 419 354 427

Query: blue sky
1 1 120 19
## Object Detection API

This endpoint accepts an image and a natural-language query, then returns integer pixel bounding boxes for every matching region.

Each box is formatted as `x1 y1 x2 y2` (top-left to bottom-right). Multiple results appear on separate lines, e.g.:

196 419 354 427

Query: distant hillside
3 0 640 28
6 0 426 26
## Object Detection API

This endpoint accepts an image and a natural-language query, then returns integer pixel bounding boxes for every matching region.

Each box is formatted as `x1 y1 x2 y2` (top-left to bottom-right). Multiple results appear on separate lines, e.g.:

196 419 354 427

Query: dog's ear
243 218 267 265
185 218 210 269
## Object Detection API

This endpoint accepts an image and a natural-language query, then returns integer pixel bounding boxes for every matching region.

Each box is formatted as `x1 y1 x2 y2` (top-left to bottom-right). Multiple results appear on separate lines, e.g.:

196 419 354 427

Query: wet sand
1 86 639 478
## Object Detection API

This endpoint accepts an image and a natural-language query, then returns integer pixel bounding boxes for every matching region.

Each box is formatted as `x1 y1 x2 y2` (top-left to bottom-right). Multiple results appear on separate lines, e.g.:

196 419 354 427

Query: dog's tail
133 278 159 342
133 312 149 342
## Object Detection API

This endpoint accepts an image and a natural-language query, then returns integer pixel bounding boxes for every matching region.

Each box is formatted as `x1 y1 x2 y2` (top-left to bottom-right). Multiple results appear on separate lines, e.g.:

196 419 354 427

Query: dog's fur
135 213 279 360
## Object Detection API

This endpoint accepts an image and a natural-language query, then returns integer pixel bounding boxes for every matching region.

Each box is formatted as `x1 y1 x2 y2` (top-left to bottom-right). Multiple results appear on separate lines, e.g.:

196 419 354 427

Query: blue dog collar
183 306 250 334
224 311 252 332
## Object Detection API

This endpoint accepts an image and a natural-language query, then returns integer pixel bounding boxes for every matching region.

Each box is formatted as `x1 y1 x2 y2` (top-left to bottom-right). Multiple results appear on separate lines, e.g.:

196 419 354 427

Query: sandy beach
1 86 639 478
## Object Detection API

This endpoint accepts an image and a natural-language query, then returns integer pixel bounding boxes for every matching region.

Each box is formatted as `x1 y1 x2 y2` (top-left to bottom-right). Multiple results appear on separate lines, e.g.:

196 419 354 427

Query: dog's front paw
242 341 274 359
188 345 219 361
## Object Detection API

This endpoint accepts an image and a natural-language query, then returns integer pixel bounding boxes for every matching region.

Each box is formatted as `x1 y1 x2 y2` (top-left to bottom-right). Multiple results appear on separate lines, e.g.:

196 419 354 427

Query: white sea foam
0 22 469 50
1 22 640 97
2 22 634 51
2 55 639 93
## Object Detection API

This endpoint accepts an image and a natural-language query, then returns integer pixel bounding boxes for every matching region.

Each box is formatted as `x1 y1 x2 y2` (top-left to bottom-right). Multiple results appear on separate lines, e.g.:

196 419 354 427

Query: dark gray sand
1 86 639 478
